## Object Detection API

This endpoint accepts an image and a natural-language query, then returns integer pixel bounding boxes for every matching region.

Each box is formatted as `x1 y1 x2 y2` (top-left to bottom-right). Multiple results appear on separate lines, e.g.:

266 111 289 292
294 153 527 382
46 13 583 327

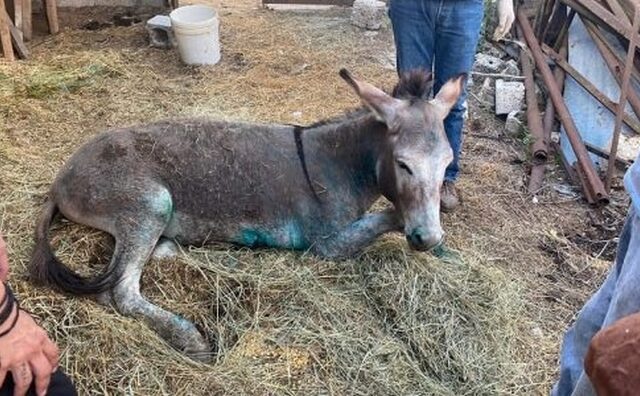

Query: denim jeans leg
433 0 484 181
388 0 435 74
551 209 636 396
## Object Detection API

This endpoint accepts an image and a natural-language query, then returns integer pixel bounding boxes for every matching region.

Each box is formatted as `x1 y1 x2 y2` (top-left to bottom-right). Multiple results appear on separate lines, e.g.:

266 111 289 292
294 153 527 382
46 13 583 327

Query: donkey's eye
396 160 413 176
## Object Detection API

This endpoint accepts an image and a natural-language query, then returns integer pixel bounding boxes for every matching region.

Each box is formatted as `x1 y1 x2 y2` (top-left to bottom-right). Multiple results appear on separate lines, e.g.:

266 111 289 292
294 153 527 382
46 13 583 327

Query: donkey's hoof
185 347 215 363
182 337 214 363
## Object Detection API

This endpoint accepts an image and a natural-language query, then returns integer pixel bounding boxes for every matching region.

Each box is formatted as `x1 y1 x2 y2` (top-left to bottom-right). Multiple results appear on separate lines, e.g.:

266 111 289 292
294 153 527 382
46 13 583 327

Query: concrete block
146 15 175 49
473 53 504 73
495 79 525 115
351 0 387 30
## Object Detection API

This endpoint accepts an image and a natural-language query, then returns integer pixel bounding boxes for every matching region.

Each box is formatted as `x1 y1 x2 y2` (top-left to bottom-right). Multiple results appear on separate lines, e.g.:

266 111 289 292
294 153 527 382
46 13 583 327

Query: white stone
495 79 525 115
351 0 387 31
505 111 522 135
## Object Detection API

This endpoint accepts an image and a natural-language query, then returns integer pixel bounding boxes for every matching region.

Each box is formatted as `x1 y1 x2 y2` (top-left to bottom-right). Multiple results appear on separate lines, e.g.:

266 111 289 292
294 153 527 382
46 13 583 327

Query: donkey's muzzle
407 227 444 251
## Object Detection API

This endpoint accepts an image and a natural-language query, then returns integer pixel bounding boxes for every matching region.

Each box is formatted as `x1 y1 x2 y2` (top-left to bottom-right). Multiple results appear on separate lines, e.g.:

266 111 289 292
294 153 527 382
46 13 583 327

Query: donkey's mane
299 69 433 130
392 69 434 101
299 107 372 130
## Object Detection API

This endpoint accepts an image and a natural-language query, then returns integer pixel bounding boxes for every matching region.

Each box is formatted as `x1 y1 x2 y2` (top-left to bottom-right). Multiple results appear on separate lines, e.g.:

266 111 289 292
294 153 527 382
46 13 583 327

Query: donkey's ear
430 74 467 119
340 69 402 124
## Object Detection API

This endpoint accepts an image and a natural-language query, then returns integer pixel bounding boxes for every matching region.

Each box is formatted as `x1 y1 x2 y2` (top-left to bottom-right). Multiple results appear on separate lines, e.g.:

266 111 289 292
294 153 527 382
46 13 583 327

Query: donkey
30 69 464 360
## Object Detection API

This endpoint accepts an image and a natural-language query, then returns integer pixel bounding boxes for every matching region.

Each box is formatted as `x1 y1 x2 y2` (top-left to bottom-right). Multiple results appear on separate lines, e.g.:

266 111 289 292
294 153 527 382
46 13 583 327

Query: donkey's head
340 69 465 251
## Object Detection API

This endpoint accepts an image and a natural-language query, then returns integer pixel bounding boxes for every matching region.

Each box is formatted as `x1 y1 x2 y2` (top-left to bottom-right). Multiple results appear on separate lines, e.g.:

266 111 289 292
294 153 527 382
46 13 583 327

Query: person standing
388 0 515 211
552 152 640 396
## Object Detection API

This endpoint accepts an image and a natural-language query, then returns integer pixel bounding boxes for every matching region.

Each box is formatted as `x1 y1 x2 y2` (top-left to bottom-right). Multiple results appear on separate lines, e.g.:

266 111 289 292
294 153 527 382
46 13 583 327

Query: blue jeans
552 208 640 396
388 0 484 182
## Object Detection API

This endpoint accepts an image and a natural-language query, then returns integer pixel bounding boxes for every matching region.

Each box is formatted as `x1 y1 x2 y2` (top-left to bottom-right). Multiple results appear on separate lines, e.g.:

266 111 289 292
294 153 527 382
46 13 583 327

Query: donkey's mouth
406 233 444 252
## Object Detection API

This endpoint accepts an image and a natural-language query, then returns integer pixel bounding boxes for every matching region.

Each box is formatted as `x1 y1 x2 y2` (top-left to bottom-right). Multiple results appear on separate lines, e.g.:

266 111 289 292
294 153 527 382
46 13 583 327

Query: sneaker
441 181 460 212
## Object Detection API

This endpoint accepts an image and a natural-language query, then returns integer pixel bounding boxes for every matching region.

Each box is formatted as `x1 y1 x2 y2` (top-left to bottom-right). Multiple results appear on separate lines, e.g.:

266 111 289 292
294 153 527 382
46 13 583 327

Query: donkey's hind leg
109 194 211 362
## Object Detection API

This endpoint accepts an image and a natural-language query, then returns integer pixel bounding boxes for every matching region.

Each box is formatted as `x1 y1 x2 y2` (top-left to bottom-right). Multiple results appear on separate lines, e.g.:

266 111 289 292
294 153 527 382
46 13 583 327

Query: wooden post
42 0 58 34
22 0 30 41
0 0 15 61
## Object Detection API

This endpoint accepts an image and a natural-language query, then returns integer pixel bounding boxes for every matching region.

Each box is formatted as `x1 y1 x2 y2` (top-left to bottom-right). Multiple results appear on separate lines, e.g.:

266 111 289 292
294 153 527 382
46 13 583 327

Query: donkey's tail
30 199 117 295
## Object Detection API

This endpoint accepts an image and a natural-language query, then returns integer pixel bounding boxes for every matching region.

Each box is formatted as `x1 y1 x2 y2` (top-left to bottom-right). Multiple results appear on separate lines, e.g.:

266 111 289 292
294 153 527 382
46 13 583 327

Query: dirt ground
0 1 631 395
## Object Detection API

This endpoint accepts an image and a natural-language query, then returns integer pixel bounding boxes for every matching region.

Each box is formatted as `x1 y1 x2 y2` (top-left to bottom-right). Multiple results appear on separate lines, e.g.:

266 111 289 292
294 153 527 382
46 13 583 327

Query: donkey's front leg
313 210 402 258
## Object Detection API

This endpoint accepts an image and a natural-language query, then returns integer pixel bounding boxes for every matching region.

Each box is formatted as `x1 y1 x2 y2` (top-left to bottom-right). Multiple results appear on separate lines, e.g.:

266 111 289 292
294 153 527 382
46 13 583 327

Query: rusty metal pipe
560 0 640 43
541 43 640 134
605 5 639 192
544 45 567 142
518 26 548 163
584 19 640 122
530 45 567 195
583 19 640 83
517 9 609 204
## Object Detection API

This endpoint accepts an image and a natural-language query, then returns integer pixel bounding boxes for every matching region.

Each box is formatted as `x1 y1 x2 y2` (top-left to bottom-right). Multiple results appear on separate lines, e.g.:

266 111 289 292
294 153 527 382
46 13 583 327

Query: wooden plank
0 0 15 61
22 0 30 41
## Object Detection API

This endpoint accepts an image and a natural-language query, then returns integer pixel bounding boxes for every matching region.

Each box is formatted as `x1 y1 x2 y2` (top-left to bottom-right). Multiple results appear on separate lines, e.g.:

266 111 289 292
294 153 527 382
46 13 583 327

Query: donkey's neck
303 111 387 209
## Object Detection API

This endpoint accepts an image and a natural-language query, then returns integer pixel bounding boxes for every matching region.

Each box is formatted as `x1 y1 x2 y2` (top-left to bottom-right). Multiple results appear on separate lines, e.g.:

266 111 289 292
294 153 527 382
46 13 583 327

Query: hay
0 2 630 395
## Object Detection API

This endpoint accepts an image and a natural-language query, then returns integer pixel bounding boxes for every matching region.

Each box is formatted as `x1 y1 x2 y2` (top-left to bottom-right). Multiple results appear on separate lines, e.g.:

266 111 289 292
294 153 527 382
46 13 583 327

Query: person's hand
0 300 59 396
493 0 515 41
0 234 9 282
585 312 640 396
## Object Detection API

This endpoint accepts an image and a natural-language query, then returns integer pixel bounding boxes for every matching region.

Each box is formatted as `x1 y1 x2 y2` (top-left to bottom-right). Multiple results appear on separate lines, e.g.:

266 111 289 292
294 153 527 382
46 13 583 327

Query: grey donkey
30 69 465 361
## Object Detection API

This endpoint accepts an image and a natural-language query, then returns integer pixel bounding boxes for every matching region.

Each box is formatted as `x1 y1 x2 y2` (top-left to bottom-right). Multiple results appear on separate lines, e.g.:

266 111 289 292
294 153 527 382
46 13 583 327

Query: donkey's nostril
408 227 443 251
411 230 425 245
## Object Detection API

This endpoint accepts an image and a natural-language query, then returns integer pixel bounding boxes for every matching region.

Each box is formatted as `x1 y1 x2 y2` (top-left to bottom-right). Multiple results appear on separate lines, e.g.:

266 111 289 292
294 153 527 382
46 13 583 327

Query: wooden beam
22 0 31 41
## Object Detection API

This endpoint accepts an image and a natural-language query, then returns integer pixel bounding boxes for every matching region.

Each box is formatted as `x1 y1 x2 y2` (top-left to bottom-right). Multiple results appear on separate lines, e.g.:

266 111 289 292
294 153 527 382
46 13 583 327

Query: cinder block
495 79 525 115
146 15 176 49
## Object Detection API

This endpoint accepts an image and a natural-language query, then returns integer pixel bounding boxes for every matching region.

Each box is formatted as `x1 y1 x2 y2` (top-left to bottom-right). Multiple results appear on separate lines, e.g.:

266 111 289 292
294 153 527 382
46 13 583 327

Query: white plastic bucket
170 5 220 66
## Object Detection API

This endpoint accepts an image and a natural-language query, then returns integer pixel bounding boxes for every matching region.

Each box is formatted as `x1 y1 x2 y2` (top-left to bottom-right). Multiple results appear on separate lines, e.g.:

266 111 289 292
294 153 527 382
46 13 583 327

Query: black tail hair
29 200 119 295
